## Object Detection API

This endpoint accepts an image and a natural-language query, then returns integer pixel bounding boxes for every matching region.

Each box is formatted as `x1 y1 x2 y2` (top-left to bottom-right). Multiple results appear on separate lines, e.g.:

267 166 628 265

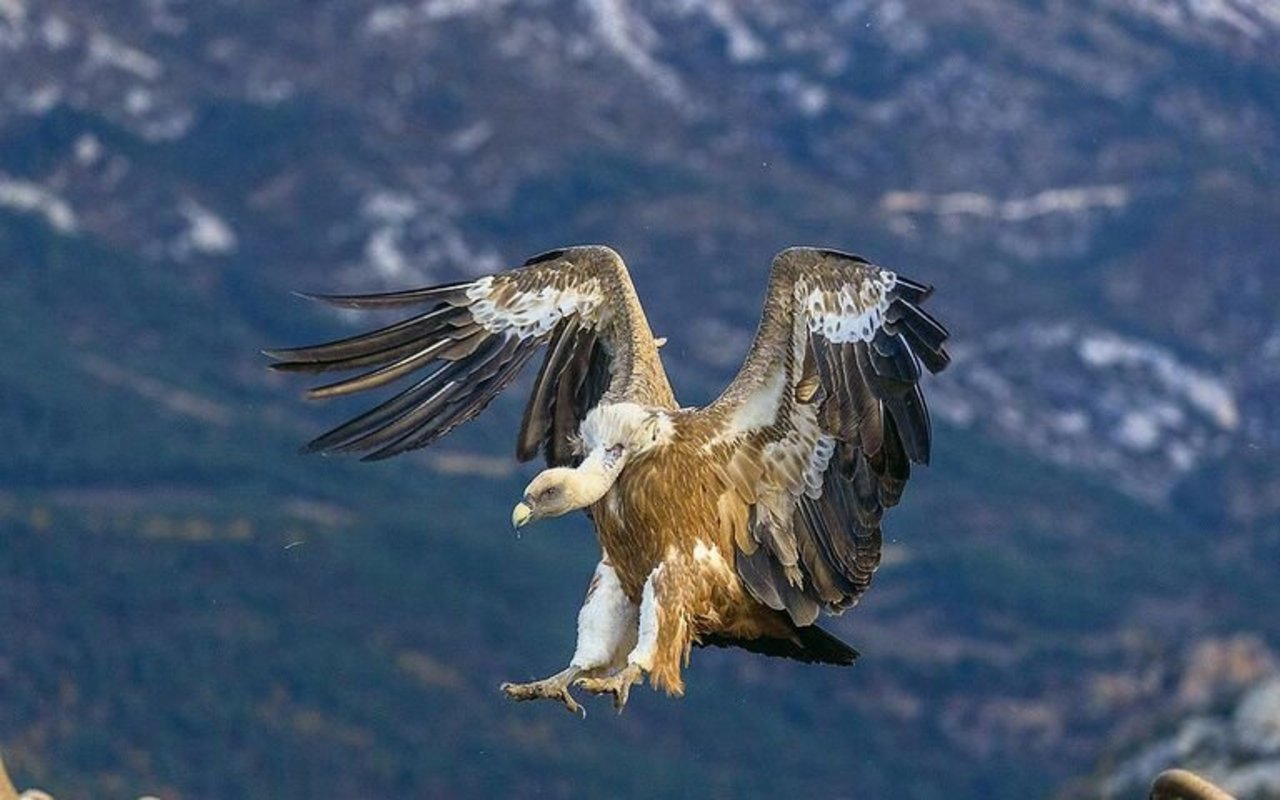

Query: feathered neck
568 445 627 508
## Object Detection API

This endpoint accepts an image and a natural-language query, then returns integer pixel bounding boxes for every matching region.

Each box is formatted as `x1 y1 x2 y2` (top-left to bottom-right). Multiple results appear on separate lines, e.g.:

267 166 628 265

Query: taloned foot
500 666 585 718
576 663 644 713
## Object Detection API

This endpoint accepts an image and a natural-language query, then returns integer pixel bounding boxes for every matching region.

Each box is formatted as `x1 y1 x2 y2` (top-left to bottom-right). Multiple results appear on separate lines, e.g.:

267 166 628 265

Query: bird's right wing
702 247 950 625
266 245 675 463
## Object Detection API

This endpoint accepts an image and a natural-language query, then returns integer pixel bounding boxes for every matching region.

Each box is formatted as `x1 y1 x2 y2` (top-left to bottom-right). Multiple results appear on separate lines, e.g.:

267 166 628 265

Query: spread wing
266 245 675 463
705 247 950 625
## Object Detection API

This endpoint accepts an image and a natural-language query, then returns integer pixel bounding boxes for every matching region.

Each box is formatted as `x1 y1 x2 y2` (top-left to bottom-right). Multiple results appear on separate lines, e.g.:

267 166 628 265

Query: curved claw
576 663 643 713
500 667 586 718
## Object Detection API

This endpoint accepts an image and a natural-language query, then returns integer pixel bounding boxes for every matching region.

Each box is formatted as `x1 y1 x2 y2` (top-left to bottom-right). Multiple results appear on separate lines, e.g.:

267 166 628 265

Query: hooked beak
511 501 533 529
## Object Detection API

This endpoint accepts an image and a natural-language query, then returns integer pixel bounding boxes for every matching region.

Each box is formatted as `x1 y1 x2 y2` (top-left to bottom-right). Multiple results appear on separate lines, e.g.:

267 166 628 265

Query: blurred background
1 1 1278 798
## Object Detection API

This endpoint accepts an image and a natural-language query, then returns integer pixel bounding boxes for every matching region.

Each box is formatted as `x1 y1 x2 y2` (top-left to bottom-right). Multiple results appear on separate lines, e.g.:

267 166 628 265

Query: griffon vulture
267 246 950 714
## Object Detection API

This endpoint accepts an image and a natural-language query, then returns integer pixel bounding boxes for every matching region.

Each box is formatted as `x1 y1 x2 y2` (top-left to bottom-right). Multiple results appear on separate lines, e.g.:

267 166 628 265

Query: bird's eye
542 486 559 498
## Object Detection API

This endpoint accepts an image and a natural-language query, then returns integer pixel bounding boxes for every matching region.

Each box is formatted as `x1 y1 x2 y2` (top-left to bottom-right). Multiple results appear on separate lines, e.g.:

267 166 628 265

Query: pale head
511 445 626 528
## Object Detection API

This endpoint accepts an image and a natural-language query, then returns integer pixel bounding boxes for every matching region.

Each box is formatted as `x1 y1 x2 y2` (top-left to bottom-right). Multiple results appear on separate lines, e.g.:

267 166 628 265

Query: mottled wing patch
466 275 603 339
799 268 897 344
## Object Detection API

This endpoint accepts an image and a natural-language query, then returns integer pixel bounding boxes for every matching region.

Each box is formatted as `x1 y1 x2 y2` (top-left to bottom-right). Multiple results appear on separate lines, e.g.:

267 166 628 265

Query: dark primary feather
543 328 606 466
577 338 612 423
868 329 923 386
815 247 870 266
800 465 881 599
888 275 933 304
267 276 547 458
299 334 510 454
886 296 951 373
523 248 567 266
735 539 820 627
292 282 472 309
304 326 488 400
364 338 539 461
353 336 521 458
872 413 912 507
516 317 582 462
264 304 470 369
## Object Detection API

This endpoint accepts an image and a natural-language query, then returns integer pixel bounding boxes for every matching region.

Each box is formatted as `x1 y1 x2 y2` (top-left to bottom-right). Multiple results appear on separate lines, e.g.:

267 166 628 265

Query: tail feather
793 623 860 665
698 623 859 666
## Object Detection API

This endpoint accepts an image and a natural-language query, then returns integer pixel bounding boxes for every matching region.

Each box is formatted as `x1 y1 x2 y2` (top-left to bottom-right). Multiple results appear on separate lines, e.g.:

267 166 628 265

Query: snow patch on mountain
0 0 25 26
777 72 829 117
361 190 418 279
692 0 766 63
86 30 163 81
881 185 1130 222
40 14 72 50
1077 332 1238 430
1124 0 1280 40
173 199 237 258
355 188 502 284
422 0 514 19
582 0 689 105
0 175 77 232
932 322 1239 502
364 0 516 35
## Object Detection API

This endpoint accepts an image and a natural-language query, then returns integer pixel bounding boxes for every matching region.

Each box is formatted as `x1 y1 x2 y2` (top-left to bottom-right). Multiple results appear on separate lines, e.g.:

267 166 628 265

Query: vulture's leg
577 561 687 710
575 663 644 712
500 559 636 717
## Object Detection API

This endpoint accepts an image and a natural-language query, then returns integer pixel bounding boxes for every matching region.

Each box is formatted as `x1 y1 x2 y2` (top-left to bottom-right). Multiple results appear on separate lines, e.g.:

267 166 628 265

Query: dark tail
698 623 859 666
794 623 860 665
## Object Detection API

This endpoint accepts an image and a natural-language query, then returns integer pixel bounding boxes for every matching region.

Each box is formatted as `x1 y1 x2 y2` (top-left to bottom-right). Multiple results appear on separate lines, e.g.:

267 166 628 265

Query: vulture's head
512 445 626 528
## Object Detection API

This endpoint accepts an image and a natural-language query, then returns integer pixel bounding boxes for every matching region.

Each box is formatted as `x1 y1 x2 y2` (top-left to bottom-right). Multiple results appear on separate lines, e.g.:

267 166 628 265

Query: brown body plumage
268 245 949 712
590 426 793 694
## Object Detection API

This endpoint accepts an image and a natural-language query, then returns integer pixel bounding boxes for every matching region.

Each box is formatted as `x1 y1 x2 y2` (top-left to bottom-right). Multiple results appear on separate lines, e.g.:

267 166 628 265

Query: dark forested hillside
1 1 1278 797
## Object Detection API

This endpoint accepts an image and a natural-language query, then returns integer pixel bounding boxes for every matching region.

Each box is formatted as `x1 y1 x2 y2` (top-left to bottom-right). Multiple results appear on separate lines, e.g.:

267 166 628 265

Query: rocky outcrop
1101 676 1280 799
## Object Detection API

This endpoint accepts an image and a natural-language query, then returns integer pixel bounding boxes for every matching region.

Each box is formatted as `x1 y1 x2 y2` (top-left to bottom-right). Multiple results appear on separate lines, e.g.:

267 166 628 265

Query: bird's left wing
267 245 675 463
703 247 950 625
